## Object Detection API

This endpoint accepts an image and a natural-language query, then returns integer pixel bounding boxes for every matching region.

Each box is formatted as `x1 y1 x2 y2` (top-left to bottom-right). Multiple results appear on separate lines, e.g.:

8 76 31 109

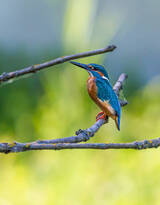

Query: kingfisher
70 61 121 131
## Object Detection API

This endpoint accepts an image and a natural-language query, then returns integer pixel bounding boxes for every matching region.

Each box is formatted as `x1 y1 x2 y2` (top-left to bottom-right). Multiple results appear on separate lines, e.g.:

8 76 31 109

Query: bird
70 61 121 131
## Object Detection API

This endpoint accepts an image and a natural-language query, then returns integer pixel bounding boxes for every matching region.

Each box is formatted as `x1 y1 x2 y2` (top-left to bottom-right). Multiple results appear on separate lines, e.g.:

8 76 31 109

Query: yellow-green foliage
0 75 160 205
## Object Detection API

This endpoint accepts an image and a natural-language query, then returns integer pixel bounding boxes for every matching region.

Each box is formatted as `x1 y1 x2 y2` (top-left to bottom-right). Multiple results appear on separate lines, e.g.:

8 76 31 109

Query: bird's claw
96 112 108 122
96 111 104 121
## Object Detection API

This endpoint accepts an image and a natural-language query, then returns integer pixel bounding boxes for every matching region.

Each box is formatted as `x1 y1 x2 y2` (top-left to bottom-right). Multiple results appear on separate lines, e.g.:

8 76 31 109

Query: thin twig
113 73 128 106
0 45 116 84
113 73 128 96
1 138 160 153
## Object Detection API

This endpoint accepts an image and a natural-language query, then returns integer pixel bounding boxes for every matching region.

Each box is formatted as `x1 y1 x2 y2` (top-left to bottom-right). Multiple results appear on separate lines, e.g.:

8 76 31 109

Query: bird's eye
88 65 94 70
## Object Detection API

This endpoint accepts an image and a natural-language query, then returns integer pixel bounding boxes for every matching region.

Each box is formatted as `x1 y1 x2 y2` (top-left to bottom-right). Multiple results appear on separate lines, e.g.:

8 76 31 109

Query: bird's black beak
70 61 89 71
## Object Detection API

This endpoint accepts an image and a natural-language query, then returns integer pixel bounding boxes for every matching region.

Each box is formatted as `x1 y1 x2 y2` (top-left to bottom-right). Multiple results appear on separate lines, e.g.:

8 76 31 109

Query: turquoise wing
96 78 121 129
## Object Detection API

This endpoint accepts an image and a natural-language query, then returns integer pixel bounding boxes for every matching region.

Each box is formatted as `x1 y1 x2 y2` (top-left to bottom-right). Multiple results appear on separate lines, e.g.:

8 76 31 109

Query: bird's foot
96 112 108 122
96 111 104 120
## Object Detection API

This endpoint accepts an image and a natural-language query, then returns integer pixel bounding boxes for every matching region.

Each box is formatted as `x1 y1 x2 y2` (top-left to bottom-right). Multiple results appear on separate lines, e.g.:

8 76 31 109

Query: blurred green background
0 0 160 204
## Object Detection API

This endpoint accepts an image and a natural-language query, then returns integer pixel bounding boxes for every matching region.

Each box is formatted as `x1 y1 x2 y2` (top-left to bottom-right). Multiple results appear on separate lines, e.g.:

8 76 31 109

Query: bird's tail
115 115 120 131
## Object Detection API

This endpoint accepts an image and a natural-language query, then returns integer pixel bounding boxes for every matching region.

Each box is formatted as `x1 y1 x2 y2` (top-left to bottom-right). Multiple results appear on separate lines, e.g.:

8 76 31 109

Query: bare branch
113 73 128 106
113 73 128 96
1 138 160 154
0 45 116 84
37 119 106 144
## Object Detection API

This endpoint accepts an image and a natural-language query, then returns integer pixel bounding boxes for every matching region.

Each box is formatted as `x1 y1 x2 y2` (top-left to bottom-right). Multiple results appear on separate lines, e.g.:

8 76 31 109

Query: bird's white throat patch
88 71 93 77
102 76 109 81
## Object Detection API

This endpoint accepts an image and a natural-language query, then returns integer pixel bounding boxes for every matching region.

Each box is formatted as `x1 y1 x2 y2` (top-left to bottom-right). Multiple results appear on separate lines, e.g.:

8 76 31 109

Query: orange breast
87 77 116 118
87 77 97 101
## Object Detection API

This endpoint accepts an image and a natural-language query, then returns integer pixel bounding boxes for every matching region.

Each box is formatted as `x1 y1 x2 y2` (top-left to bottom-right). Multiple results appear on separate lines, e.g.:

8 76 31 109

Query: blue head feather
88 64 110 79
